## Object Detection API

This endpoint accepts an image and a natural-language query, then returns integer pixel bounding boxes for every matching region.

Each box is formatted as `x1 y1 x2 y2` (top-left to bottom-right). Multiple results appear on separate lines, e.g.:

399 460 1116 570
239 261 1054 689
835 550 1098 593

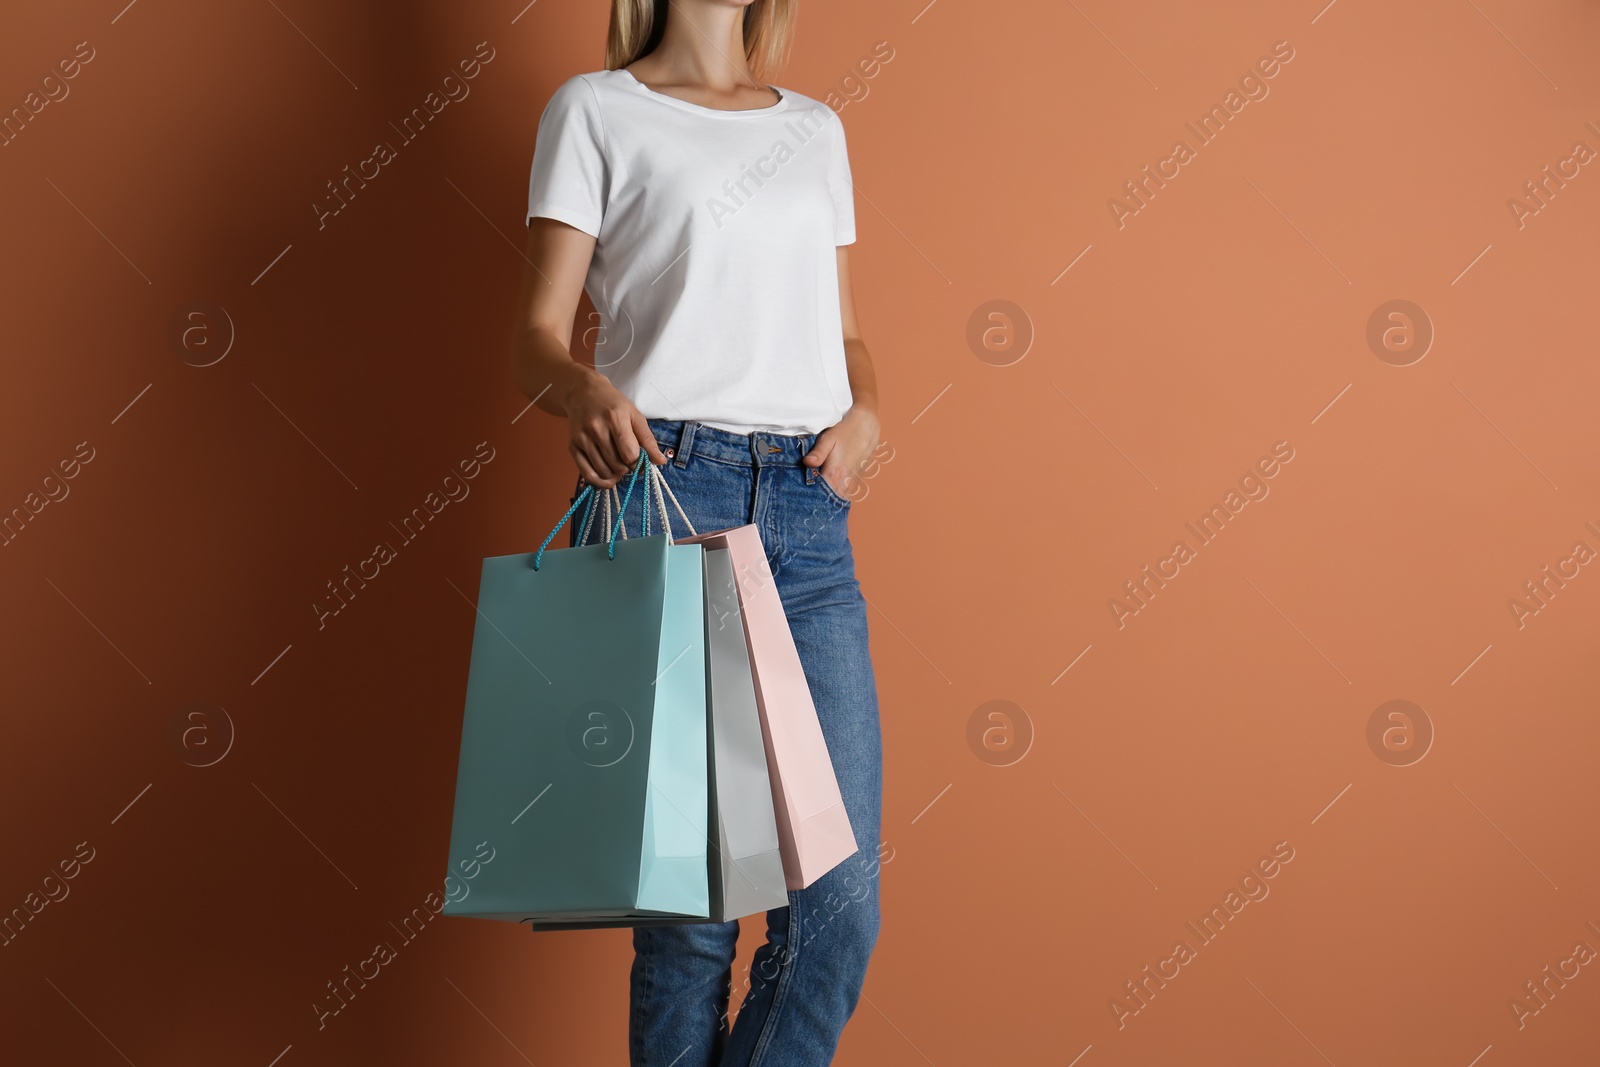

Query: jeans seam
814 471 853 510
671 420 695 469
745 889 802 1067
687 452 757 471
633 927 654 1066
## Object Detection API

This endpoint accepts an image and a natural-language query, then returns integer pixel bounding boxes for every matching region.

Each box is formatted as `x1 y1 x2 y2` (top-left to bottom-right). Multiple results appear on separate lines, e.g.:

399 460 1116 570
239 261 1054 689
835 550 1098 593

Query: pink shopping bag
675 520 859 889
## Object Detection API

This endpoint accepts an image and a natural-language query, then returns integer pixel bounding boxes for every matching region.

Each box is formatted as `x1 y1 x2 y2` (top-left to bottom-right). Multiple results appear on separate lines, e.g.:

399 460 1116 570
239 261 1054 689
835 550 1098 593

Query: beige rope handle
577 483 601 545
581 480 641 545
628 464 681 542
649 463 673 539
605 485 627 540
579 462 696 545
586 484 625 543
601 472 647 541
648 463 698 538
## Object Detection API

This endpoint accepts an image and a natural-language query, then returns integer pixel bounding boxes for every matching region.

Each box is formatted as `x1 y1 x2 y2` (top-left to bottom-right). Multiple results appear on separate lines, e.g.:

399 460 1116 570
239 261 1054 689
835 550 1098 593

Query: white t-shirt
526 68 857 436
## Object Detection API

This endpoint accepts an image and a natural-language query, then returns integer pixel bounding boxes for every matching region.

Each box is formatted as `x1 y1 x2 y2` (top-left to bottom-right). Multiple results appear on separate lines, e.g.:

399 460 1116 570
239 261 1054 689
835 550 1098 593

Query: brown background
3 0 1598 1064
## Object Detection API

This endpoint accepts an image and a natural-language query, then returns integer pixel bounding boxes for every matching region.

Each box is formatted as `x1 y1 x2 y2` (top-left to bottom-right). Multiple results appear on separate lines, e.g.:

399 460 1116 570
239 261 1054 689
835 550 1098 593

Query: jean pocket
814 468 854 510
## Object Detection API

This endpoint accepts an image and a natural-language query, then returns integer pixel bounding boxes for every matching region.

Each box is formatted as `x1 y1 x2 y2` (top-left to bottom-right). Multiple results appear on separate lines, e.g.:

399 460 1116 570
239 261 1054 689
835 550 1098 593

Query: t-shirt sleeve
828 112 857 246
526 75 608 237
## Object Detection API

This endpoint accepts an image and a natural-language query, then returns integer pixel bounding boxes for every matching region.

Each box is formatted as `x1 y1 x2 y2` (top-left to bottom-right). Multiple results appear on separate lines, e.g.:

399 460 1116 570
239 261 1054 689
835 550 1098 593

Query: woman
509 1 884 1064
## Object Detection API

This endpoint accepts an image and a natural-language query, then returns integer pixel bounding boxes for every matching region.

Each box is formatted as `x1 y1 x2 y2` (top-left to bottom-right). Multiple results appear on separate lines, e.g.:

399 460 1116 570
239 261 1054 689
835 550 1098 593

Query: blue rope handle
531 452 654 571
607 451 652 559
533 485 594 571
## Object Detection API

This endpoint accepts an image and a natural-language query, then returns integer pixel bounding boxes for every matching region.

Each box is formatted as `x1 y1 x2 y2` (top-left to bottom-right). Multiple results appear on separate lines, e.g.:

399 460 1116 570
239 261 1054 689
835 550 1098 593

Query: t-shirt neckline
616 67 788 117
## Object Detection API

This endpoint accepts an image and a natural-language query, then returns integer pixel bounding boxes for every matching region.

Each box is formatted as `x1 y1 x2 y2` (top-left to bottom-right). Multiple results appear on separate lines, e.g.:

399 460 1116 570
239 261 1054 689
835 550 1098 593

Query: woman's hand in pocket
802 405 881 501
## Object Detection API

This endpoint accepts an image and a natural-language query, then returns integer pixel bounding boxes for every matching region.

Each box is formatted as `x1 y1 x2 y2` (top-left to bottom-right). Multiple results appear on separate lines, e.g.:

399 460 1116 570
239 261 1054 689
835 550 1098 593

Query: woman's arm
510 217 668 488
802 246 882 498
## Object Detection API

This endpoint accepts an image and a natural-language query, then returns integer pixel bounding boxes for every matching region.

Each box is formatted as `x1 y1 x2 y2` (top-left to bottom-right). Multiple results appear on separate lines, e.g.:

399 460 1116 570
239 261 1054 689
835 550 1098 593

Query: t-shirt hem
692 417 836 436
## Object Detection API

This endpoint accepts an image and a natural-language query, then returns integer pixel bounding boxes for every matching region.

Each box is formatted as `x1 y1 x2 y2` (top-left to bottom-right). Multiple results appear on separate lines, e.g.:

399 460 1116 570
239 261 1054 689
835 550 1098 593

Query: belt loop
672 421 696 469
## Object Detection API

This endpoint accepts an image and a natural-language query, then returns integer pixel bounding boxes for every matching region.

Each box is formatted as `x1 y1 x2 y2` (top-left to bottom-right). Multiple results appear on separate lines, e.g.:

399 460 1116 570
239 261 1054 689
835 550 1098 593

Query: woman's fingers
630 410 668 466
605 408 645 480
579 412 620 479
572 394 666 487
572 437 613 487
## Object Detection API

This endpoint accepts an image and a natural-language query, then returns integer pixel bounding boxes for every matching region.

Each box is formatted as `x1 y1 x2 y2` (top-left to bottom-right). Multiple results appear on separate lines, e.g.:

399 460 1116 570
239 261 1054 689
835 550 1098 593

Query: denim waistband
646 418 816 469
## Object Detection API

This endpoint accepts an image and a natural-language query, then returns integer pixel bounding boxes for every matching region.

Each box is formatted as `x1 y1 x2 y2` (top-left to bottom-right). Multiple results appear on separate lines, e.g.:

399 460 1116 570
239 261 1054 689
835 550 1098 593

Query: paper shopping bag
442 478 710 923
678 524 859 889
528 542 789 930
701 544 790 915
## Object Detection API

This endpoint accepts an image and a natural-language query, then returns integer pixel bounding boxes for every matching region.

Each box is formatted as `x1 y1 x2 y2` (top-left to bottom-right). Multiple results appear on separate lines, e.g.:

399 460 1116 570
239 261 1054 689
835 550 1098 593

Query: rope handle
533 452 643 569
532 451 662 570
591 461 698 541
650 462 698 537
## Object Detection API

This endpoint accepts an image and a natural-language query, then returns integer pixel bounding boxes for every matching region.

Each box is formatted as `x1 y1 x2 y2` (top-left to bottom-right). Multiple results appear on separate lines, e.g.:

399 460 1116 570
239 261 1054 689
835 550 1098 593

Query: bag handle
650 462 698 538
592 462 699 542
532 451 654 570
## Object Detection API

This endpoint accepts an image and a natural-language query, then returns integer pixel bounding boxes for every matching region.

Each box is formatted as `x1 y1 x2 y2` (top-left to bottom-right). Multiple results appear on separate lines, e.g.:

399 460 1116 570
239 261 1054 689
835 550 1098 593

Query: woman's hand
802 404 881 501
561 367 668 488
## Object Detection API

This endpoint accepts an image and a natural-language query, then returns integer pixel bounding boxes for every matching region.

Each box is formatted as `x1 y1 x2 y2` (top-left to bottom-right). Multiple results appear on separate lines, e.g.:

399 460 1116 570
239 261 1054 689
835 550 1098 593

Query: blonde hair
605 0 796 80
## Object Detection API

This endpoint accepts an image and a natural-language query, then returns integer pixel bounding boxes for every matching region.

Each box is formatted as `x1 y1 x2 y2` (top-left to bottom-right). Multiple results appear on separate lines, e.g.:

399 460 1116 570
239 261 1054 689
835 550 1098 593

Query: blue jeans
568 417 885 1067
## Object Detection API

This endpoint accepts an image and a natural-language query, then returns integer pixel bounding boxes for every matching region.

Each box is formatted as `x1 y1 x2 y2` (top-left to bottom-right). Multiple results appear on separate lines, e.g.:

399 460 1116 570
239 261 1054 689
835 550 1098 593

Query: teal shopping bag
442 456 710 923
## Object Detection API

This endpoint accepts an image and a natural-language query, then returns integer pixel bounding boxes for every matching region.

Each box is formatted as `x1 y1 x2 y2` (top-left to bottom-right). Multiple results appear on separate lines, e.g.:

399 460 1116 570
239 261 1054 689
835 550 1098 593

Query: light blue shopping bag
529 541 790 931
442 454 709 923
